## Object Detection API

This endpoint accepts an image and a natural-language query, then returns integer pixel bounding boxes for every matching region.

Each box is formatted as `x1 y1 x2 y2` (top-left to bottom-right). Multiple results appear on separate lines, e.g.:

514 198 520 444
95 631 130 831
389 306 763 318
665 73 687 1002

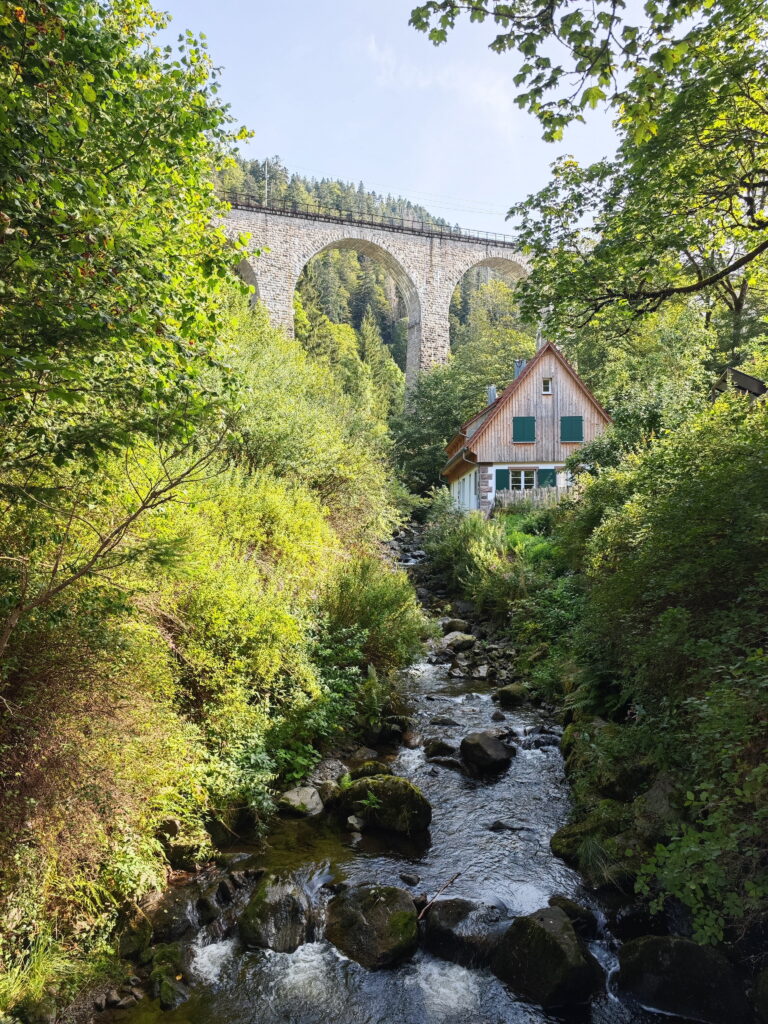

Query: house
711 367 767 402
442 342 611 513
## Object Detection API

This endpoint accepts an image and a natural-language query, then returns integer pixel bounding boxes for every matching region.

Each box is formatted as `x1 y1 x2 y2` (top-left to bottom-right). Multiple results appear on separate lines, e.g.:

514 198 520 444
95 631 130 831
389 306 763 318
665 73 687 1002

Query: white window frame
510 470 535 490
542 377 553 395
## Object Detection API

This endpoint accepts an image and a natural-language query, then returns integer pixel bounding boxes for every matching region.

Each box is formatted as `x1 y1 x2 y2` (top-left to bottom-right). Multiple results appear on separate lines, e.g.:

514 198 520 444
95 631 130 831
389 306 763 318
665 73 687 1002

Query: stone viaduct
223 196 529 386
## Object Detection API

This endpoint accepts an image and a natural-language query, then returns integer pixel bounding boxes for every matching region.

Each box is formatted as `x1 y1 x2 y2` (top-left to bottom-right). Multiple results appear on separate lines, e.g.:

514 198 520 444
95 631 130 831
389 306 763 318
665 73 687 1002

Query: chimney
486 384 497 405
514 359 527 379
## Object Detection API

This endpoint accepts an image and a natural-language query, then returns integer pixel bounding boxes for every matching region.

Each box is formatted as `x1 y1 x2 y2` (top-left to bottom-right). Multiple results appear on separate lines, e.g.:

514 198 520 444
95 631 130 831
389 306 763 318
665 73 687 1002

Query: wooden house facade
442 342 611 513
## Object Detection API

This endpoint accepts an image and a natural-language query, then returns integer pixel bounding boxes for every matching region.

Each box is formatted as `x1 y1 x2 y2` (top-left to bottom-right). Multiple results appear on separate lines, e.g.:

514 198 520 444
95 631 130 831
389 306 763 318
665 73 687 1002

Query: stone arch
447 254 528 299
295 235 421 371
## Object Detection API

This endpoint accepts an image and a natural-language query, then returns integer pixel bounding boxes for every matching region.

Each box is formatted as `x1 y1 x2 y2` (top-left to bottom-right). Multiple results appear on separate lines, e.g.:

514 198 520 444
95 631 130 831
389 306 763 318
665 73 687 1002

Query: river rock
349 760 392 780
307 757 348 786
334 775 432 835
423 898 508 966
429 714 460 727
136 887 198 944
441 631 476 652
427 756 465 772
491 710 506 722
350 746 379 764
495 683 528 709
325 884 418 969
548 895 599 939
147 944 189 1009
424 737 457 758
399 872 420 886
442 618 470 634
278 786 323 817
239 874 314 953
617 935 752 1023
492 907 603 1007
460 731 515 773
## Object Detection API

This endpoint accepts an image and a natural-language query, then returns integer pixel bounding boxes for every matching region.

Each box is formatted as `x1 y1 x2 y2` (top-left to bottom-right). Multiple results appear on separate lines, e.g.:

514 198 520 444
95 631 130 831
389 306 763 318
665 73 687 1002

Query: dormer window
542 377 553 395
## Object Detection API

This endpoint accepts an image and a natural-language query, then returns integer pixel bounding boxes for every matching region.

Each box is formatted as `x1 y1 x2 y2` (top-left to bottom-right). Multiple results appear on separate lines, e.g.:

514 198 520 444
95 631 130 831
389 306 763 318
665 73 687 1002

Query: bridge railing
218 190 520 249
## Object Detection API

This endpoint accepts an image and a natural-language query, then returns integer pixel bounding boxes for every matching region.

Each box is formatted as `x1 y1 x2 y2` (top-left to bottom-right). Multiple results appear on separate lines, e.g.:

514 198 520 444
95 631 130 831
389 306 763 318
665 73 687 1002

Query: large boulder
136 888 198 944
333 775 432 835
460 731 515 774
491 907 603 1008
495 684 528 709
441 631 476 653
349 760 392 781
423 898 508 967
442 618 470 634
277 786 323 817
548 895 599 940
424 737 458 759
325 884 418 969
238 874 314 953
617 935 752 1024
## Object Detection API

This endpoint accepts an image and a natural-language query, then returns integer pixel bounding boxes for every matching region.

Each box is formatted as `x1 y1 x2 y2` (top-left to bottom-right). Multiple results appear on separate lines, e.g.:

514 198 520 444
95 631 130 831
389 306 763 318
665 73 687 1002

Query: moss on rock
334 775 431 835
325 884 418 968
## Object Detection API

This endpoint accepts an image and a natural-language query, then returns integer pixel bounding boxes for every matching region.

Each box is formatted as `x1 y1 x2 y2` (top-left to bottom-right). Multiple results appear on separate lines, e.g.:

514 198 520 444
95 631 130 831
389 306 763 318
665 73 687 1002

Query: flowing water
115 650 664 1024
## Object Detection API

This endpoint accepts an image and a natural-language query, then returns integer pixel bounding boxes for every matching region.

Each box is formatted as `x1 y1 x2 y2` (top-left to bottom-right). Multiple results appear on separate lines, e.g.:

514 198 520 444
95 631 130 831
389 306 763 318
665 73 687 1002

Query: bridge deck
220 191 519 249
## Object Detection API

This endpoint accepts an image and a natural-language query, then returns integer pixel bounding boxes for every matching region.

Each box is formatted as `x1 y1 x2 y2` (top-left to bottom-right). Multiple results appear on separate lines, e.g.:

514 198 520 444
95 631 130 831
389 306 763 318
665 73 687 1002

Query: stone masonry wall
224 209 529 387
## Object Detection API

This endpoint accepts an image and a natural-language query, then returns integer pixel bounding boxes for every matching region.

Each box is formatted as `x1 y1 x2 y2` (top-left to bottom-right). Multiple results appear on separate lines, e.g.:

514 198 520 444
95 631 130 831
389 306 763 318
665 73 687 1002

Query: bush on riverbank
423 395 768 945
0 286 427 1014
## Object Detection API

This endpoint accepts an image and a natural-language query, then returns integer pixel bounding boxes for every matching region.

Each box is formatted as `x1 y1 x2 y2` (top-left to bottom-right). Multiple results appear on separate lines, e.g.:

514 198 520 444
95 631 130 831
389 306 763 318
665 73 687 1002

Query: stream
113 621 667 1024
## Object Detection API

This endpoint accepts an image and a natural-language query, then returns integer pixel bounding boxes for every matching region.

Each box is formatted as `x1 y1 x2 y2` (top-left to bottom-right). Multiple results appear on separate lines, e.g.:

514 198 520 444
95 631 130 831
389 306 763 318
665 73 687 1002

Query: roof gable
446 342 611 459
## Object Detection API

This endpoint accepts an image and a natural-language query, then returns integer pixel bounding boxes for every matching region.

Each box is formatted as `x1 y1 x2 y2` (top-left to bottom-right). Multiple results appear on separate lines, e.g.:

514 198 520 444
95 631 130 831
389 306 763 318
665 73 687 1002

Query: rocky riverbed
91 527 758 1024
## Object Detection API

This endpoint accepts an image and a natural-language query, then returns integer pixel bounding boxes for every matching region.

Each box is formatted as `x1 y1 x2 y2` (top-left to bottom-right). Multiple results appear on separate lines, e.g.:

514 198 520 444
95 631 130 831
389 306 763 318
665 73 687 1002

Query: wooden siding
471 349 608 465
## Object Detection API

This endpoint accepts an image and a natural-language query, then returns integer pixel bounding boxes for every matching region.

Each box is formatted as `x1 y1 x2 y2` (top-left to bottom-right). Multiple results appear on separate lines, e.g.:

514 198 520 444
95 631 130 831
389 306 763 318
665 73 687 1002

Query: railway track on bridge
219 191 520 249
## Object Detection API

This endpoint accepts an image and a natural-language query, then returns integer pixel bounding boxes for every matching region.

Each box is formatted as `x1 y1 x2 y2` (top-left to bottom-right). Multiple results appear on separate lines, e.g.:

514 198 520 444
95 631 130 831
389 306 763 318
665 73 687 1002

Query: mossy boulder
349 760 392 781
325 884 418 968
334 775 431 835
495 684 528 709
617 936 752 1024
548 896 599 940
239 874 314 952
117 907 153 959
550 800 633 883
148 943 189 1008
491 907 603 1007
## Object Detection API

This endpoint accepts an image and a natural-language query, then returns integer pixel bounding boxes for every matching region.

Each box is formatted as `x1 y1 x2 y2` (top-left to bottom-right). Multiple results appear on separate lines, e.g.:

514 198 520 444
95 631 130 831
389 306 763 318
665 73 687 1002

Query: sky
158 1 617 236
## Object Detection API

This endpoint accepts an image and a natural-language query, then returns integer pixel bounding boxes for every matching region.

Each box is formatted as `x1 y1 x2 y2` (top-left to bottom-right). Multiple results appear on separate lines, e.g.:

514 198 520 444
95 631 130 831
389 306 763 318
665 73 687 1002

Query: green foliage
321 556 428 673
411 0 762 143
0 0 247 477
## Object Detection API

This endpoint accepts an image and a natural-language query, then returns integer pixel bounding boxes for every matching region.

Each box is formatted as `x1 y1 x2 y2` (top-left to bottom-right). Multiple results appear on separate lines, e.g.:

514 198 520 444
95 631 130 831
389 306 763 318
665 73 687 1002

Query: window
560 415 584 442
513 416 536 443
511 470 535 490
495 468 510 491
537 468 556 487
542 378 553 395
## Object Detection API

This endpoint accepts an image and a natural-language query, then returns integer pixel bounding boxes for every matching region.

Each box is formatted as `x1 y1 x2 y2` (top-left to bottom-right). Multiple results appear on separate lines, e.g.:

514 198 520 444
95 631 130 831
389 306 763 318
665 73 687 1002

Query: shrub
320 556 427 673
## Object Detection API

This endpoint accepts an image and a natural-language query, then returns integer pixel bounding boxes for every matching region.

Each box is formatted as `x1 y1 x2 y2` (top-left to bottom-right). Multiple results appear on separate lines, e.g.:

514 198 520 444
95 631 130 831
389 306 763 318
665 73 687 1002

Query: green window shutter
560 416 584 442
538 468 556 487
513 416 536 442
495 468 510 490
